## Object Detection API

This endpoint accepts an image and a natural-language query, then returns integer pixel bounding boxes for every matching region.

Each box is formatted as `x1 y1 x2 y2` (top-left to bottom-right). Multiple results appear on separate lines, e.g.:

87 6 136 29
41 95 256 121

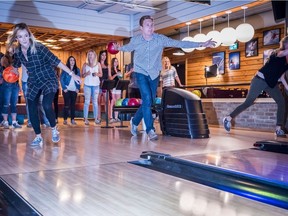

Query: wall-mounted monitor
204 64 218 78
271 1 286 23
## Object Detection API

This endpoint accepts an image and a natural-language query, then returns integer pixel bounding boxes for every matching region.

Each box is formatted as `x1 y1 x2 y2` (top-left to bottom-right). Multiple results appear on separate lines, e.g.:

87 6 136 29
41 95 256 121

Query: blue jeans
2 82 19 115
84 85 99 119
132 73 159 133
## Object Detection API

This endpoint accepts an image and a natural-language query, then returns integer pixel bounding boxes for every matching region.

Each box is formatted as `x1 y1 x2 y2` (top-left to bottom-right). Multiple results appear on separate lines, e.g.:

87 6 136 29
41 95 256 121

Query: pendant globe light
220 11 237 46
206 15 221 48
236 6 255 43
181 22 195 53
194 19 208 50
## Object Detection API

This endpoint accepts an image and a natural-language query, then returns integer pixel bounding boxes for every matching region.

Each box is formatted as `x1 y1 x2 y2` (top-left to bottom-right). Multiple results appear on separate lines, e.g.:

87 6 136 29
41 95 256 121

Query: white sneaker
3 121 9 129
52 127 60 143
148 129 158 141
130 118 138 136
31 136 43 146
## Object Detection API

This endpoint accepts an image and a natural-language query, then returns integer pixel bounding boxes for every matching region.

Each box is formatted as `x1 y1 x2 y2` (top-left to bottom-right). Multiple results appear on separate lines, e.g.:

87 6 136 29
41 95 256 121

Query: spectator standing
60 56 81 125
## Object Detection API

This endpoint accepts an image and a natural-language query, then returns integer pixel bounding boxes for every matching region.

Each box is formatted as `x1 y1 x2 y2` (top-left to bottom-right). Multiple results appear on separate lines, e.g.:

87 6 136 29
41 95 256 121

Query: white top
21 64 28 82
67 77 77 91
83 64 100 86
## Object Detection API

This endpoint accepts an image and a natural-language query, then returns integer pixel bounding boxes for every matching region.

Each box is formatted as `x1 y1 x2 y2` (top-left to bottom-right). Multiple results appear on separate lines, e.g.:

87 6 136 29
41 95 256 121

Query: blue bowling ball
154 97 162 105
121 98 130 106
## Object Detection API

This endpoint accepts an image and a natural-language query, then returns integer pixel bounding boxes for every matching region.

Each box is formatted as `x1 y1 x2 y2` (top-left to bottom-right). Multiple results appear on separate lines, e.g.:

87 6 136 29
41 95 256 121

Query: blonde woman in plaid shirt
7 23 81 146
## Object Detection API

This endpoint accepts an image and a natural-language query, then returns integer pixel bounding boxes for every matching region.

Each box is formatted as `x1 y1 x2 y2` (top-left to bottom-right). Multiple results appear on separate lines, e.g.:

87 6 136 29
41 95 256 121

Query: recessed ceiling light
52 46 62 49
6 31 13 35
46 44 53 47
73 37 85 41
46 39 57 43
59 38 71 42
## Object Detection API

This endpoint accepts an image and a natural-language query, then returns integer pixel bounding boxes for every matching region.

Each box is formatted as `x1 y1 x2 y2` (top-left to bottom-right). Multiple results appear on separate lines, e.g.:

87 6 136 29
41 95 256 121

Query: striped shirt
13 43 60 100
161 66 178 87
119 33 198 80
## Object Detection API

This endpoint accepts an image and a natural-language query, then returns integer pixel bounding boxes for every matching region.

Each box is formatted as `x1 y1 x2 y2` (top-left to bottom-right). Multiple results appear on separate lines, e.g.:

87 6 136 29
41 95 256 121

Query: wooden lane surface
0 120 287 215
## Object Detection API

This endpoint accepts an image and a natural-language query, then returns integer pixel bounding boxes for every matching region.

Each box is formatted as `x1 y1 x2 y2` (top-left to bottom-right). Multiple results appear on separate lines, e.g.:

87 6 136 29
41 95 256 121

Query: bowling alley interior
0 0 288 215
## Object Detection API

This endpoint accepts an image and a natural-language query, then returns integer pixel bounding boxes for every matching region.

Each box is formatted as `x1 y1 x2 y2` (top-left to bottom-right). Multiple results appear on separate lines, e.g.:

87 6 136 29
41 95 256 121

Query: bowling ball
3 66 19 83
107 41 119 55
121 98 129 106
154 97 162 105
115 98 124 106
192 90 201 98
128 98 140 106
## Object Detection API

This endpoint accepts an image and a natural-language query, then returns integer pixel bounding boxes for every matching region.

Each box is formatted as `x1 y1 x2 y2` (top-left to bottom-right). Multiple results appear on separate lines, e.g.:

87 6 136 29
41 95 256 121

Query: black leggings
28 91 56 135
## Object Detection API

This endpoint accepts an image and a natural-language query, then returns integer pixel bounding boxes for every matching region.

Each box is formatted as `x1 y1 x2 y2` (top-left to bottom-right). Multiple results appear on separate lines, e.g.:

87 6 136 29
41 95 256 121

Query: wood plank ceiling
0 0 272 52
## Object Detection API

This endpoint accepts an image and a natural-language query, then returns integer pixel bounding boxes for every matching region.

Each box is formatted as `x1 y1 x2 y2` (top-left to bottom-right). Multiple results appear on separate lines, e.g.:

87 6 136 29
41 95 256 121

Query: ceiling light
173 49 185 56
220 11 237 46
181 22 195 53
52 46 62 49
59 38 71 42
235 6 255 42
46 44 53 47
46 39 57 43
6 31 12 35
206 15 221 48
73 37 85 41
194 19 208 50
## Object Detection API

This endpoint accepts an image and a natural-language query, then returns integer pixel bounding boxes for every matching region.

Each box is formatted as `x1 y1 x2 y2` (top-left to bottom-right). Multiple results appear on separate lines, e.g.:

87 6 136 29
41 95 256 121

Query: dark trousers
62 90 77 120
28 91 56 135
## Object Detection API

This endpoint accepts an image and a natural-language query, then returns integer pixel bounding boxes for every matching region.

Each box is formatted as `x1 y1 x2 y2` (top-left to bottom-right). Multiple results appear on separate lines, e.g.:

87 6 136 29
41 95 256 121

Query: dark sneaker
12 122 22 129
130 118 138 136
275 129 286 138
63 120 68 125
223 117 231 132
52 127 60 143
71 119 77 125
31 136 43 146
27 122 32 128
148 130 158 141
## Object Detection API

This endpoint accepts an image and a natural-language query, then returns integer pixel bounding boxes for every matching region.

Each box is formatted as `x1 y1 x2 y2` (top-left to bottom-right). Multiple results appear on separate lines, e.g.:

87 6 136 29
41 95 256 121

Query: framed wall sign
212 51 225 75
229 52 240 70
263 28 280 46
245 38 258 57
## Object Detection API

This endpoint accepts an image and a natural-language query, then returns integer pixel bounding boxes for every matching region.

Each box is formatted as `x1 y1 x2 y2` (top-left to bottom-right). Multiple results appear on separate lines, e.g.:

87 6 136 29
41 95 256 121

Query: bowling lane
180 149 288 185
1 162 287 216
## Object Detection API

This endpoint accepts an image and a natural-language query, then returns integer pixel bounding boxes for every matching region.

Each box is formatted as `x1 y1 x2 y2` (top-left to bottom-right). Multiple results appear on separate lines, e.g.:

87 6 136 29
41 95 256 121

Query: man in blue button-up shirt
115 15 215 140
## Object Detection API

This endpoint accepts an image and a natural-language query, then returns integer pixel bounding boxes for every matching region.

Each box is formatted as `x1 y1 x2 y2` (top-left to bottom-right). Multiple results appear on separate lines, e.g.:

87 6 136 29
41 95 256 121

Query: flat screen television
271 1 286 23
204 64 218 78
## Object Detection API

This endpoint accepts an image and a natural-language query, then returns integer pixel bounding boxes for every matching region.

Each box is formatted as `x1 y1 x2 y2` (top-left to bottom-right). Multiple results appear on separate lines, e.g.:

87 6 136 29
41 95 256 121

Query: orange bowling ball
107 41 119 55
2 66 19 83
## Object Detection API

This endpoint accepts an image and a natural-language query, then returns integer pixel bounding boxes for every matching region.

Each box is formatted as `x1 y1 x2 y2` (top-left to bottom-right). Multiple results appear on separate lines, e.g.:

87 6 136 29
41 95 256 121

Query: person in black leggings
223 36 288 137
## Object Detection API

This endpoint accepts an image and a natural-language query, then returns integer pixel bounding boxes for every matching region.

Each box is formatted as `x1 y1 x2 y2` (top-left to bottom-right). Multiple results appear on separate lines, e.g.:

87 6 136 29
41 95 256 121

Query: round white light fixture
206 15 221 48
181 22 195 53
182 36 195 53
220 11 236 46
236 23 254 42
235 6 255 42
194 19 208 50
194 33 208 50
220 27 237 46
207 30 221 48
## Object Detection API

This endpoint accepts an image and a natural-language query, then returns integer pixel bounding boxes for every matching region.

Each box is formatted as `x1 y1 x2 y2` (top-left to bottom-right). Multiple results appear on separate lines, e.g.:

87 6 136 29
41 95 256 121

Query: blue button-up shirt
13 43 60 100
119 33 199 80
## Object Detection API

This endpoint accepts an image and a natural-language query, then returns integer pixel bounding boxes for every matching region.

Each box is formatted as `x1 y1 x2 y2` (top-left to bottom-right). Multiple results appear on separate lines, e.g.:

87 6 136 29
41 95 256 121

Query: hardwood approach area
0 120 287 215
